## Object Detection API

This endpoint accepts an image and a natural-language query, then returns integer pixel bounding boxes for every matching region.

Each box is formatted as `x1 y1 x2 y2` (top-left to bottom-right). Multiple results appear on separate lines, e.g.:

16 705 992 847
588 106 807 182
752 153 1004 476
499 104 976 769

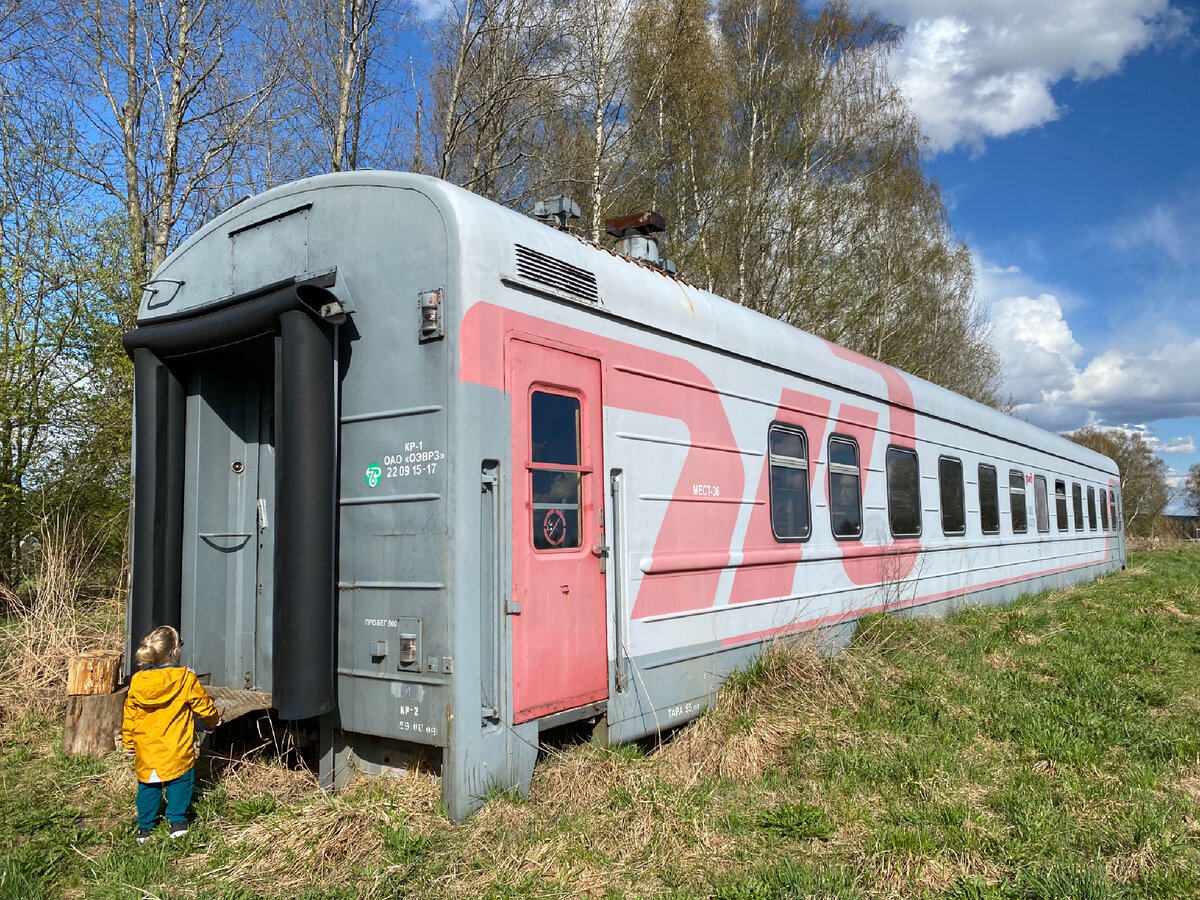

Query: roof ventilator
605 211 676 275
533 196 580 230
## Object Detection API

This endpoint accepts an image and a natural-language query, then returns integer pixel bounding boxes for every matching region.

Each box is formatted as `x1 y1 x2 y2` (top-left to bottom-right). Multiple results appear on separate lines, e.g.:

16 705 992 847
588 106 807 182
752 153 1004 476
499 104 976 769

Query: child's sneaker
136 828 153 843
168 822 188 839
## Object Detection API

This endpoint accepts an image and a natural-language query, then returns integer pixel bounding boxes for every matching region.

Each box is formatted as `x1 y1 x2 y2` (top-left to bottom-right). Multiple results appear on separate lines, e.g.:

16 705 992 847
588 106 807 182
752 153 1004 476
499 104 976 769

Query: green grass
3 548 1200 898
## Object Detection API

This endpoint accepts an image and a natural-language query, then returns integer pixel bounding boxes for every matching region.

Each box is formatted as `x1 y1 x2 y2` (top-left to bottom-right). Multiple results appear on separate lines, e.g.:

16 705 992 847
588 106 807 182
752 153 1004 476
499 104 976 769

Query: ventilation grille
513 245 600 305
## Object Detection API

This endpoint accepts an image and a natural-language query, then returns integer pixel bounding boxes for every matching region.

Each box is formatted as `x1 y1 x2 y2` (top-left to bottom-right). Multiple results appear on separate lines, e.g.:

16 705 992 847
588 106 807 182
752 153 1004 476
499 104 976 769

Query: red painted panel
462 303 745 620
727 390 832 606
825 344 920 581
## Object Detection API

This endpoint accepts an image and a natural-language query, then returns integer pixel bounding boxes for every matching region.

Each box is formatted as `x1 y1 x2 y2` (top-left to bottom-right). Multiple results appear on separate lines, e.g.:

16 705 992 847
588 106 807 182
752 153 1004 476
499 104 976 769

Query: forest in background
0 0 1173 598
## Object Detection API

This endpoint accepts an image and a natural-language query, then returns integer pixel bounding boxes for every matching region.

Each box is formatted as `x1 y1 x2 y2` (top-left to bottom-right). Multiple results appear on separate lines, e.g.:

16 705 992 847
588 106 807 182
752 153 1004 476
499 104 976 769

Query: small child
122 625 221 842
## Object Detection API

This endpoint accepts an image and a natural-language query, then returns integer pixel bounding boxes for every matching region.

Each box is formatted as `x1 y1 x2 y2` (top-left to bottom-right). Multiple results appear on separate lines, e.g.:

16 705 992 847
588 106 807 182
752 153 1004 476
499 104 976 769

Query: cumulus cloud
992 293 1082 403
990 289 1200 430
874 0 1193 152
1145 435 1197 454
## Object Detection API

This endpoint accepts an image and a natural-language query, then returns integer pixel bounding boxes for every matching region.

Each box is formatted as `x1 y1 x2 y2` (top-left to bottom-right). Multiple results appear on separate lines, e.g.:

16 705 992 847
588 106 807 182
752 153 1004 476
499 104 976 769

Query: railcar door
181 343 275 693
509 339 607 724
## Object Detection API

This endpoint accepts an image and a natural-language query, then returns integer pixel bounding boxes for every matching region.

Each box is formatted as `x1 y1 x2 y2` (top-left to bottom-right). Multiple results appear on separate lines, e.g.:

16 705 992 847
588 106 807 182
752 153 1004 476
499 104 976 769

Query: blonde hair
135 625 181 667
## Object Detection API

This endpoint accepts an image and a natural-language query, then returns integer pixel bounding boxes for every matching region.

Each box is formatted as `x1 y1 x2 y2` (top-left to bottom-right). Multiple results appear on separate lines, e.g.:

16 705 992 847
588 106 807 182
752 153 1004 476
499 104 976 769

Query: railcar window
530 391 582 550
1035 475 1050 533
828 436 862 539
939 457 966 536
1072 483 1084 531
769 425 810 541
1055 480 1068 532
1009 470 1028 534
1112 490 1121 531
886 447 922 537
979 464 1000 535
1100 488 1110 530
1087 486 1098 530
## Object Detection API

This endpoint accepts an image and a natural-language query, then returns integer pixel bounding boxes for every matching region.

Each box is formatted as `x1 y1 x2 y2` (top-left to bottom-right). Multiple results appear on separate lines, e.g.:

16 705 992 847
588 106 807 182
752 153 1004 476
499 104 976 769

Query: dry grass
661 633 861 783
0 514 123 727
433 744 739 899
189 773 444 896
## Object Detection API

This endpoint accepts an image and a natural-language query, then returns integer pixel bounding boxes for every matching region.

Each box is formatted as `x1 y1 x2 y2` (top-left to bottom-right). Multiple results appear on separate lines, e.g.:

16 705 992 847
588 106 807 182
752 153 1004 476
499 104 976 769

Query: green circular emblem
365 463 382 488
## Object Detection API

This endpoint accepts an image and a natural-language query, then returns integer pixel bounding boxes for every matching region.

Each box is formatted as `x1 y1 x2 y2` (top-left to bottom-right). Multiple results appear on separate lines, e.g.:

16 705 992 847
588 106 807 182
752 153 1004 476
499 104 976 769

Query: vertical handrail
609 469 625 692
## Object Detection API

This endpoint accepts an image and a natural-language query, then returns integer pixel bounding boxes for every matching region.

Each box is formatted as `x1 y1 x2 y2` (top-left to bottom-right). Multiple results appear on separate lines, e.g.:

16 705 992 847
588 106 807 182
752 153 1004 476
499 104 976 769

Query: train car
122 172 1124 820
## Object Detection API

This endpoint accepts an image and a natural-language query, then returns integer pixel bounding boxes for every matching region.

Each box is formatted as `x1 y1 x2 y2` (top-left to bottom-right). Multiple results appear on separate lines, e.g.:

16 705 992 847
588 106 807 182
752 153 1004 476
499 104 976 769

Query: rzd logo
365 463 382 487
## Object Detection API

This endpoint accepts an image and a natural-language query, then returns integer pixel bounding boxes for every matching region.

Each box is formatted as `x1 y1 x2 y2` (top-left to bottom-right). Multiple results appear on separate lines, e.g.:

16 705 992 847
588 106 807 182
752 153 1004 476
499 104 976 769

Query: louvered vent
513 245 600 305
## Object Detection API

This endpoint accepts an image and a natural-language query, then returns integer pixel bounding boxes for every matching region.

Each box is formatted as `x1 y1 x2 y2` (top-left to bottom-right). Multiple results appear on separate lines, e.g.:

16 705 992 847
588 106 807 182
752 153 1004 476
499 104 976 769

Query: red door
509 339 607 723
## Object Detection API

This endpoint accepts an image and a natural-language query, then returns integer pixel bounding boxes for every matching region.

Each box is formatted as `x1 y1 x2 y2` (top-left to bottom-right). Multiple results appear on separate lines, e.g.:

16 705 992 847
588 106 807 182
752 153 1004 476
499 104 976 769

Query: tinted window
828 436 862 539
979 464 1000 535
887 447 921 537
1112 489 1121 531
769 425 810 541
1072 483 1084 531
1087 486 1097 530
1055 480 1068 532
1035 475 1050 533
1009 470 1028 534
531 391 582 550
939 457 965 535
1099 487 1109 530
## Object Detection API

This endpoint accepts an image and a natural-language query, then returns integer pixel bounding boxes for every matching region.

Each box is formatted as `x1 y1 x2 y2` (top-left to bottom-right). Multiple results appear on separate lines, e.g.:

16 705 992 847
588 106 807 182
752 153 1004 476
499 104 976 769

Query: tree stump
63 650 126 757
66 650 123 695
63 688 127 757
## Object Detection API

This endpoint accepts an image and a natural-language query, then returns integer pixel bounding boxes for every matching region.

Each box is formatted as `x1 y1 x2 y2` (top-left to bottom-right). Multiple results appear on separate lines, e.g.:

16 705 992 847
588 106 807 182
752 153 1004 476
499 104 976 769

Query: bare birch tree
431 0 568 203
273 0 414 175
65 0 273 285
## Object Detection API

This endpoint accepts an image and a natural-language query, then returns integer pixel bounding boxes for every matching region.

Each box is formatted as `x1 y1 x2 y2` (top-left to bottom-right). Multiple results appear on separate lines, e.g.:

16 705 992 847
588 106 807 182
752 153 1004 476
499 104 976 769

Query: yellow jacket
122 666 220 783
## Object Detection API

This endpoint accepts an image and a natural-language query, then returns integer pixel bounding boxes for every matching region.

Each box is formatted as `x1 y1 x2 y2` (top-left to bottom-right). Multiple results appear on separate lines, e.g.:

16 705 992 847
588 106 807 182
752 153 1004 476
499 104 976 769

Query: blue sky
873 0 1200 510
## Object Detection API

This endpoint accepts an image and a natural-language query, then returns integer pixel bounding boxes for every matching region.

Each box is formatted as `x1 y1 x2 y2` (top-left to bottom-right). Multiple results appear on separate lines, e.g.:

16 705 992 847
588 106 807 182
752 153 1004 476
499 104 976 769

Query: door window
530 391 582 550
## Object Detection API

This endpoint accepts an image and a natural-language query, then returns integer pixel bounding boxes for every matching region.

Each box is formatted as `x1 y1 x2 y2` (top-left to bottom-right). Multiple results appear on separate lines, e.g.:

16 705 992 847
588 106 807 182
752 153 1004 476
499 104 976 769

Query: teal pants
136 768 194 829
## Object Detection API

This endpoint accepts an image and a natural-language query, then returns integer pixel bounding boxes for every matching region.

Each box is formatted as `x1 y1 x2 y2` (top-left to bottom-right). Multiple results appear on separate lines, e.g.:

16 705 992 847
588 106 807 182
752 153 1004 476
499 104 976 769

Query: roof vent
533 196 580 230
513 245 600 305
605 211 676 275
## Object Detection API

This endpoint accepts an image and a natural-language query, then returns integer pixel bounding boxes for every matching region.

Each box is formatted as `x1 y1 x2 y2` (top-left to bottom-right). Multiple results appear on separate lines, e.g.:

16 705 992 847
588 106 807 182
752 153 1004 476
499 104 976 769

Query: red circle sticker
542 509 567 546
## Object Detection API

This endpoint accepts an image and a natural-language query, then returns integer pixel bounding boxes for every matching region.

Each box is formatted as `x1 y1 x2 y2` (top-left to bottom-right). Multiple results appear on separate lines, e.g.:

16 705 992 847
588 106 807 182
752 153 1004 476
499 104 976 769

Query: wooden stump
63 688 127 757
66 650 123 696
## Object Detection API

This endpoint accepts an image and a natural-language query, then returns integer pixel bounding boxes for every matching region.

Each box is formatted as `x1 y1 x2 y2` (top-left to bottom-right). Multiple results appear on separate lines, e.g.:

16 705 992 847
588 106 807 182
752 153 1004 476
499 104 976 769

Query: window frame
1099 486 1110 530
1055 479 1069 532
767 423 811 542
1009 470 1028 534
939 456 966 536
827 434 862 541
886 446 923 538
529 389 587 552
978 463 1000 535
1086 486 1098 531
1034 475 1050 533
1072 482 1084 531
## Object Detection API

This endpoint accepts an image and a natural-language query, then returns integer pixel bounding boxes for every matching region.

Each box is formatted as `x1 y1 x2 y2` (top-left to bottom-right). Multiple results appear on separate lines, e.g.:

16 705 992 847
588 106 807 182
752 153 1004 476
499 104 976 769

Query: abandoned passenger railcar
123 172 1124 819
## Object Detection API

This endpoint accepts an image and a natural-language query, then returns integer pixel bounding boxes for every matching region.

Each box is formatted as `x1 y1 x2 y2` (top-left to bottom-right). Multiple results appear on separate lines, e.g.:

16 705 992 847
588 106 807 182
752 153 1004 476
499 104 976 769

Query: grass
3 547 1200 898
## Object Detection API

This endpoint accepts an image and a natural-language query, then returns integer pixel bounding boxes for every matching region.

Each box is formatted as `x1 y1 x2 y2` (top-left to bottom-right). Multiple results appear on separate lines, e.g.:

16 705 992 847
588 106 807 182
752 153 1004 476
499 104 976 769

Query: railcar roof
145 171 1117 479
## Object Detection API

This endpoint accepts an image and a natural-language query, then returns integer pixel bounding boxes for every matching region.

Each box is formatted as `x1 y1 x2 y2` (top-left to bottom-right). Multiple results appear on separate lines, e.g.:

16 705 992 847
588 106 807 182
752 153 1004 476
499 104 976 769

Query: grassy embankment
2 547 1200 899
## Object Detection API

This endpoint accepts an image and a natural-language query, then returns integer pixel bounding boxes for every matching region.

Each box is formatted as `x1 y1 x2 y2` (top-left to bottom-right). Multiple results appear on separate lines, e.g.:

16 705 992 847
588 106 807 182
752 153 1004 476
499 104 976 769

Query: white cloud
992 293 1082 404
875 0 1193 152
1147 435 1197 454
990 288 1200 430
1099 188 1200 268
